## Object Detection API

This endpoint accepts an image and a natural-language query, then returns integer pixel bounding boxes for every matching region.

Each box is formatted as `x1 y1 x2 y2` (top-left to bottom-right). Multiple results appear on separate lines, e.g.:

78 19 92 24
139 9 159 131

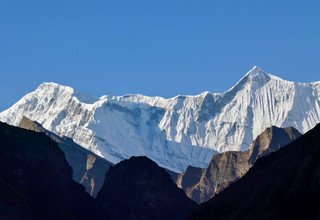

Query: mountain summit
1 67 319 172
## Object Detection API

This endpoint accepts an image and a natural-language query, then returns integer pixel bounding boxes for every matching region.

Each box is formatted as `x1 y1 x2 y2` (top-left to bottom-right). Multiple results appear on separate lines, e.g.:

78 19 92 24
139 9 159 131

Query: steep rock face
1 67 319 172
0 122 94 219
190 124 320 220
18 116 112 197
175 126 301 203
248 126 301 162
95 156 196 220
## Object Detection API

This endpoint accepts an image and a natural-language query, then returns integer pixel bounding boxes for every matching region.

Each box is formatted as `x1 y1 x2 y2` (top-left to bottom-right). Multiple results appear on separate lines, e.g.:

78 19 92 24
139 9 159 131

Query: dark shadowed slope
174 126 301 204
0 122 94 219
96 156 196 220
190 124 320 220
18 116 113 197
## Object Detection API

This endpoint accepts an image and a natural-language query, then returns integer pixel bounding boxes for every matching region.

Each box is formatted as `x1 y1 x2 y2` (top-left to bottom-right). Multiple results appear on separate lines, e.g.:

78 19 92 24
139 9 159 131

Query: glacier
1 66 320 172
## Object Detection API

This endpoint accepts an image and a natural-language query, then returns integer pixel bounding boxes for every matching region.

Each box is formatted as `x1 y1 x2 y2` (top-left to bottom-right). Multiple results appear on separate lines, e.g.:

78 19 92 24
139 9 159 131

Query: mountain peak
244 66 288 83
36 82 97 104
244 66 269 79
249 126 302 163
225 66 271 95
250 65 263 72
37 82 74 93
19 116 45 133
96 156 196 219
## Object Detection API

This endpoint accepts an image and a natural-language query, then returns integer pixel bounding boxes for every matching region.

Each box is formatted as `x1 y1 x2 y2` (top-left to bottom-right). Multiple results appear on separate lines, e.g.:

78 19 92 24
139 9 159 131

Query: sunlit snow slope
1 66 320 172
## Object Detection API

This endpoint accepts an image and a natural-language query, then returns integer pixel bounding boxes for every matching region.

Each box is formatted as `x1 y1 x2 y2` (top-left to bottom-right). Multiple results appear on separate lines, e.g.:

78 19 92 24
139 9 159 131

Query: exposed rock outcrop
175 126 301 203
18 116 112 197
190 124 320 220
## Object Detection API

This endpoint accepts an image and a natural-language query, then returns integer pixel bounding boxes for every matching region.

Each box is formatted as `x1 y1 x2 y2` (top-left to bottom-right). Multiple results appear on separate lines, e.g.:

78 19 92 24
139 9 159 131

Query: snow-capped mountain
1 66 320 172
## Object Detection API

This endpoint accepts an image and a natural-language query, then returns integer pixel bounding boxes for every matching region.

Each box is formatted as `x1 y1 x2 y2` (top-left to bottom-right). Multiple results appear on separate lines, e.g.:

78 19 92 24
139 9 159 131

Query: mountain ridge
172 126 301 203
18 116 113 197
1 67 319 172
189 123 320 219
0 121 95 219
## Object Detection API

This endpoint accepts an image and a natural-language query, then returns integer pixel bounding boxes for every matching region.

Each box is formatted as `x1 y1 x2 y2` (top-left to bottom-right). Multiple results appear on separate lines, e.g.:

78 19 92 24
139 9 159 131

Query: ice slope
1 66 320 172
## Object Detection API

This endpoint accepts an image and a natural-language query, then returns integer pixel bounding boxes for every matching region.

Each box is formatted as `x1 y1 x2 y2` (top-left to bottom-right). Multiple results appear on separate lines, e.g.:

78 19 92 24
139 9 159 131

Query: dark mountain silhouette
0 122 95 219
3 117 316 220
189 123 320 220
18 116 112 197
0 122 196 220
96 156 196 220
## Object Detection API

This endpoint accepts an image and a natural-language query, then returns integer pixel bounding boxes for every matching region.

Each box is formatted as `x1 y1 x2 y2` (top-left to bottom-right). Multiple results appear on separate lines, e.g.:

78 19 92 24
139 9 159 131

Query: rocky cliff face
0 122 95 219
174 126 301 203
1 67 319 172
95 156 196 220
18 116 112 197
190 124 320 220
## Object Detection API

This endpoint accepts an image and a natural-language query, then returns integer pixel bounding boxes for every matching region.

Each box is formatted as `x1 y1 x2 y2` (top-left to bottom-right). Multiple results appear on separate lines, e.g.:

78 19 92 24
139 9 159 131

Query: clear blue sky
1 0 320 110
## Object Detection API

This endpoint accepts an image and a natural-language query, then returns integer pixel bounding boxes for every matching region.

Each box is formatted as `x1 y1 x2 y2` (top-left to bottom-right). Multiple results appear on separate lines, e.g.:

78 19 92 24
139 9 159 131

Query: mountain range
1 67 320 172
1 66 320 219
17 116 302 204
1 118 320 219
1 67 319 172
